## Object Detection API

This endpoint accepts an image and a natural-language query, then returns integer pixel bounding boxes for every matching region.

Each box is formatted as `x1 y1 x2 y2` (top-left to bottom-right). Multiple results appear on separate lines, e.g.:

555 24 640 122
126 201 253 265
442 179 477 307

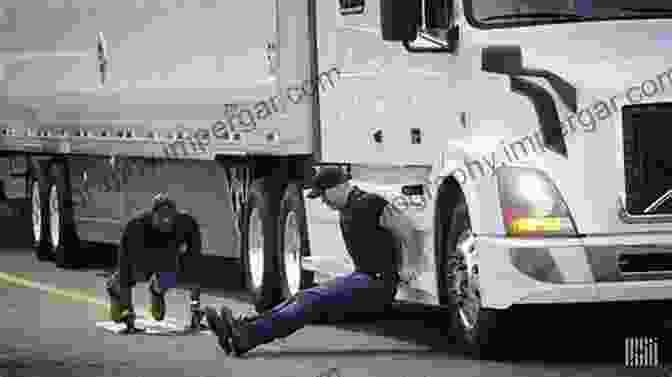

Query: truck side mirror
481 46 524 75
379 0 421 41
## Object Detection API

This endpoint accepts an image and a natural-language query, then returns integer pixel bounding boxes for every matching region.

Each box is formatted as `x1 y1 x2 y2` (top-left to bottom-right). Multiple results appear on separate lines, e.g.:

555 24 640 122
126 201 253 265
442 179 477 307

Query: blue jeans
108 244 201 309
247 271 397 343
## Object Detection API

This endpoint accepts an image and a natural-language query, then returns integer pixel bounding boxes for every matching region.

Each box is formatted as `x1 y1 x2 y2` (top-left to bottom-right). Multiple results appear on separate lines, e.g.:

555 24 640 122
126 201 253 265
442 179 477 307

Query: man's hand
399 267 420 285
179 242 188 254
399 251 431 285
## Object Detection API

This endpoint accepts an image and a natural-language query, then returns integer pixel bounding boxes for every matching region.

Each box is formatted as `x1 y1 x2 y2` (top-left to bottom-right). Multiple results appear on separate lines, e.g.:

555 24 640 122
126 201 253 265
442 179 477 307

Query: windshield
467 0 672 28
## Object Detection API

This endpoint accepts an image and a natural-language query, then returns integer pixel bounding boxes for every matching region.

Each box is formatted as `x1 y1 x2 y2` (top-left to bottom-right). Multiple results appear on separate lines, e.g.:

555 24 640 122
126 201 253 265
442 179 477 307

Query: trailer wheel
30 177 51 261
277 182 314 300
439 186 510 360
240 178 282 312
48 163 82 269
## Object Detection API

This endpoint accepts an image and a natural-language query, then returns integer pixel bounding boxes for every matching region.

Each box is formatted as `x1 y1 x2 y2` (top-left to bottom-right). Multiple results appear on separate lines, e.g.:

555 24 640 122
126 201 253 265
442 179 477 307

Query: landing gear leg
188 299 208 331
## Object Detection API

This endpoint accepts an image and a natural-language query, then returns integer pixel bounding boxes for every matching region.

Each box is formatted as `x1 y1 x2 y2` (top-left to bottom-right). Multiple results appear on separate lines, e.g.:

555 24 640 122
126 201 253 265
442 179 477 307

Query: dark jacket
339 186 401 276
119 210 201 273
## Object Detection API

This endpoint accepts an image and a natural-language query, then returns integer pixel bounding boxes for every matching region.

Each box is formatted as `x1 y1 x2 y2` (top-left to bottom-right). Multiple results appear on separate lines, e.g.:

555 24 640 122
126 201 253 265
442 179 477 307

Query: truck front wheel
439 187 510 360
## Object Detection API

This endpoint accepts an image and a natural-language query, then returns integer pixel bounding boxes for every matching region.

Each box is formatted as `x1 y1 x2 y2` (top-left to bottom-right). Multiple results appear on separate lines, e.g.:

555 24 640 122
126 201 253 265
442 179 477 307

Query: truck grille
623 103 672 215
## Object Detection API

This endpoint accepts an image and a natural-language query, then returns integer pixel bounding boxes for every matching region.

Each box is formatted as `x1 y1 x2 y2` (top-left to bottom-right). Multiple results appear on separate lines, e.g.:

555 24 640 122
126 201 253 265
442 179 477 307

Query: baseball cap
306 167 350 199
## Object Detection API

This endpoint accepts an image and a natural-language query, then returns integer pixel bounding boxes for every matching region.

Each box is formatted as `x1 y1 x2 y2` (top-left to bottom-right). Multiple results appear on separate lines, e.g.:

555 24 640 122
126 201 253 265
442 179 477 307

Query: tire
30 177 51 261
240 178 283 313
439 184 510 360
48 162 82 269
277 182 314 300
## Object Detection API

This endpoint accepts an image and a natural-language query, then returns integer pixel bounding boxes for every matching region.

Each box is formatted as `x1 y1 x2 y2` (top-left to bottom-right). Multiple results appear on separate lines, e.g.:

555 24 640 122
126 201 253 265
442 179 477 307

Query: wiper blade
481 12 586 21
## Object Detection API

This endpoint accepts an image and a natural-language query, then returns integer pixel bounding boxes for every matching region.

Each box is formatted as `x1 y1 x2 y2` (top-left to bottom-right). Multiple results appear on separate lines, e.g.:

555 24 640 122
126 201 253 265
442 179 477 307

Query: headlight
497 167 577 237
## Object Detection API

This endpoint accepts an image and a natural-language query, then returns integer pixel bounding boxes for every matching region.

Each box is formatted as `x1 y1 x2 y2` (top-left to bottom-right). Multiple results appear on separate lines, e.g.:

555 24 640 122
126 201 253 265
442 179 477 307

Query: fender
429 136 504 236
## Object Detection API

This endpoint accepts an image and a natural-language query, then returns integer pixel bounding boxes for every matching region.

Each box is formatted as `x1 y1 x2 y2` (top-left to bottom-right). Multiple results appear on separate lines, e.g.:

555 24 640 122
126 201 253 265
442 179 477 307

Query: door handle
97 32 108 86
266 41 278 74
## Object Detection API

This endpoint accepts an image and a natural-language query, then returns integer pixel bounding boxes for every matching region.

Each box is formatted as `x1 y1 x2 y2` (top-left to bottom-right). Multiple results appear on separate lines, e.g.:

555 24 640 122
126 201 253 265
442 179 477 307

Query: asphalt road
0 245 670 377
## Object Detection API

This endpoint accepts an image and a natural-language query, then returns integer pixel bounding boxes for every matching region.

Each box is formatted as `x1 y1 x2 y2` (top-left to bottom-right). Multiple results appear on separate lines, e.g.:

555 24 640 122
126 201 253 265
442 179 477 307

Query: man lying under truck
106 193 206 333
204 166 428 357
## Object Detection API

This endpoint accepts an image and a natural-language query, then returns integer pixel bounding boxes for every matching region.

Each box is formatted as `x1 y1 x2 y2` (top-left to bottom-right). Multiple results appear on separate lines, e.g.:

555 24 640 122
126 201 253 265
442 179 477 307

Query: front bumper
476 234 672 309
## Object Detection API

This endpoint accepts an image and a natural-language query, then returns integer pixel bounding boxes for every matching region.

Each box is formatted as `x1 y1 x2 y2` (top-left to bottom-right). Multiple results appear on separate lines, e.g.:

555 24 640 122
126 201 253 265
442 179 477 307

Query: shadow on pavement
277 302 672 365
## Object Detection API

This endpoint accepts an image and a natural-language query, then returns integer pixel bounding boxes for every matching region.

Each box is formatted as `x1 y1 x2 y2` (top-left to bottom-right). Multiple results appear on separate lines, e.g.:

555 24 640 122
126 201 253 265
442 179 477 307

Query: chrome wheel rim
453 231 479 331
248 208 264 291
31 182 41 243
49 185 60 251
283 210 301 296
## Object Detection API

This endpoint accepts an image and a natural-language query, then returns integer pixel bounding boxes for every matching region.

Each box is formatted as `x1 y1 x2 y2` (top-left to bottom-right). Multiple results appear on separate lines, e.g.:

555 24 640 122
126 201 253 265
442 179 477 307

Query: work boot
237 309 261 323
204 306 232 354
206 305 272 357
217 306 267 357
106 280 131 323
119 310 144 334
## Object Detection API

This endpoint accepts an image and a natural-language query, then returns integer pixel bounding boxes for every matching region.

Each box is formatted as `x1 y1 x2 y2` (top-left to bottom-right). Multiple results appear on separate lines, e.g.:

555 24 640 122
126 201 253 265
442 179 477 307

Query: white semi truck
2 0 672 358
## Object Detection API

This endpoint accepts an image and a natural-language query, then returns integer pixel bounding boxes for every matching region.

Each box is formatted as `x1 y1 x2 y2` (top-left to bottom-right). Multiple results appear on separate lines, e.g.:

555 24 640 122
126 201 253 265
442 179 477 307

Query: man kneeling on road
106 193 205 332
204 166 427 357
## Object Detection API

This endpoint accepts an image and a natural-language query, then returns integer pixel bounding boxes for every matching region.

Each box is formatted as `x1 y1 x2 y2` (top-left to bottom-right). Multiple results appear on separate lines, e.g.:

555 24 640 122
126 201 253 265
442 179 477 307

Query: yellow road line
0 271 180 324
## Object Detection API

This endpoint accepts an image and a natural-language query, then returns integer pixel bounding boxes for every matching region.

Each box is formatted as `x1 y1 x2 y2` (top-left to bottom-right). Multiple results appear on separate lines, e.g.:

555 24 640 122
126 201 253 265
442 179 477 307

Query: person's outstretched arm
116 218 144 307
379 203 428 282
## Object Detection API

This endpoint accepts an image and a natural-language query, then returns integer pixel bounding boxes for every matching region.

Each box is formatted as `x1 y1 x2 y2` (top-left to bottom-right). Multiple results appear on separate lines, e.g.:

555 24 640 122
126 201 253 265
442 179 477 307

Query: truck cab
304 0 672 357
